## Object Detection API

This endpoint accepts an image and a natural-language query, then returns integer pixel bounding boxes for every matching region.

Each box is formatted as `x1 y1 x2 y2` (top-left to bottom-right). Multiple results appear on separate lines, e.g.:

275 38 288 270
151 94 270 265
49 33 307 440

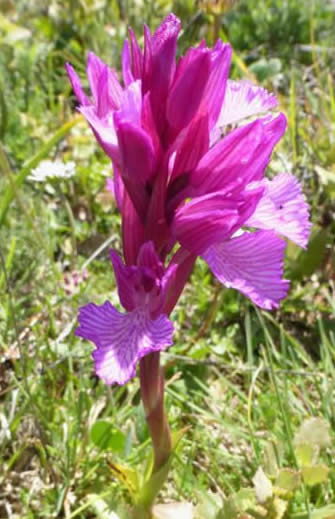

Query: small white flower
27 160 76 182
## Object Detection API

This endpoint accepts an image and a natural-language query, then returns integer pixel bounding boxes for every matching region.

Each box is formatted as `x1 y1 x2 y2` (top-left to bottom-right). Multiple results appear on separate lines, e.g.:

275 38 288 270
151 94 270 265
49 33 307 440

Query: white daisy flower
27 160 75 182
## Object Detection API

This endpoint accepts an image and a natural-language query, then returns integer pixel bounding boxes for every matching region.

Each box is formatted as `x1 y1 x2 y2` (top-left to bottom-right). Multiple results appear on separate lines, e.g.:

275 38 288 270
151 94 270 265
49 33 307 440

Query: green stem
138 352 172 513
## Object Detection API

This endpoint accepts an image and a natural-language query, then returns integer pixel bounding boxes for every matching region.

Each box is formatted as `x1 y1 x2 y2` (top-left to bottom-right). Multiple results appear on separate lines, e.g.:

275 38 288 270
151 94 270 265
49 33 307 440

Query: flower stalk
140 352 171 473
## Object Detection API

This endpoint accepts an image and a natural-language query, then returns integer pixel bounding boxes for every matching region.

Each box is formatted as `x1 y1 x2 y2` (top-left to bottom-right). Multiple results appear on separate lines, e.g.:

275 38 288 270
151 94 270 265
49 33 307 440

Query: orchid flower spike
68 13 311 386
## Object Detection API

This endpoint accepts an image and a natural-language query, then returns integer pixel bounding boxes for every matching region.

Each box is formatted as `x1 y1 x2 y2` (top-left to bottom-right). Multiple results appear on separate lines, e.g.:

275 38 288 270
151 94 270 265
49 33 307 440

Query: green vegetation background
0 0 335 517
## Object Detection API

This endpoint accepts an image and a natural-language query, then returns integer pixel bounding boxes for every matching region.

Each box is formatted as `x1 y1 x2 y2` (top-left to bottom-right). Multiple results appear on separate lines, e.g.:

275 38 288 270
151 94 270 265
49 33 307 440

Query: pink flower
68 14 311 385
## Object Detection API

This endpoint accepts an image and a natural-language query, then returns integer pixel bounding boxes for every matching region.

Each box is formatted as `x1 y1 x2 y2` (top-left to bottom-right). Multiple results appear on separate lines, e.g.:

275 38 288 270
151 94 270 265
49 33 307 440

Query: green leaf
107 460 140 499
294 418 331 449
295 443 319 467
275 468 301 493
290 228 329 281
91 420 126 452
302 465 330 486
253 467 273 504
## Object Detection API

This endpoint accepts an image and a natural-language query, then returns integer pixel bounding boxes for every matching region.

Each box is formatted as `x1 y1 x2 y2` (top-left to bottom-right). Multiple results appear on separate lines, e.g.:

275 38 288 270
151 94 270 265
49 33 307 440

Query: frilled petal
217 79 278 127
76 302 174 385
66 63 90 106
246 173 311 248
191 113 287 195
202 231 289 309
166 49 211 133
173 188 263 255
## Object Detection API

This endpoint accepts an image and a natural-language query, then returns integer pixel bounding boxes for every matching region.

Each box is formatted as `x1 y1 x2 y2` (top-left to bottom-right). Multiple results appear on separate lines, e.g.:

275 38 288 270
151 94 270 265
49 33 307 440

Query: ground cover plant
0 1 335 518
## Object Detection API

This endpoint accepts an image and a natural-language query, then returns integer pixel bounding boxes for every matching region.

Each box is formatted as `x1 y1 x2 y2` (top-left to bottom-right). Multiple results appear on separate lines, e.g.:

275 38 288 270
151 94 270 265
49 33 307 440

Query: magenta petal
163 248 197 315
86 52 107 104
203 231 289 309
173 192 252 255
109 251 136 312
115 120 155 183
166 50 211 132
66 63 90 106
76 302 174 385
246 173 311 248
122 191 145 266
200 42 232 130
148 14 181 129
79 105 119 162
129 28 143 79
171 111 209 181
192 113 287 195
217 79 278 127
137 241 163 272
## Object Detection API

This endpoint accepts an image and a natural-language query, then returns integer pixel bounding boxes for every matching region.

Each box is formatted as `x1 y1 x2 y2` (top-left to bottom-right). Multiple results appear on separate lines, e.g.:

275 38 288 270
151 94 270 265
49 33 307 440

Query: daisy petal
76 302 174 385
202 231 289 309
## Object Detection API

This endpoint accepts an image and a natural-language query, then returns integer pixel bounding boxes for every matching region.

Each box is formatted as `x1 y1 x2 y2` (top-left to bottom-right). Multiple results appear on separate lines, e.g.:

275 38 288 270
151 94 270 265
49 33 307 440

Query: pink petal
171 111 209 180
122 39 134 86
246 173 311 248
163 248 197 315
166 49 211 132
191 113 287 195
111 164 124 212
217 79 278 127
117 80 142 126
129 28 143 79
66 63 90 106
173 188 263 255
115 119 155 183
79 105 119 162
200 42 232 130
136 241 164 273
86 52 107 105
76 302 174 385
109 250 137 312
148 14 181 130
122 191 145 266
202 231 289 309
